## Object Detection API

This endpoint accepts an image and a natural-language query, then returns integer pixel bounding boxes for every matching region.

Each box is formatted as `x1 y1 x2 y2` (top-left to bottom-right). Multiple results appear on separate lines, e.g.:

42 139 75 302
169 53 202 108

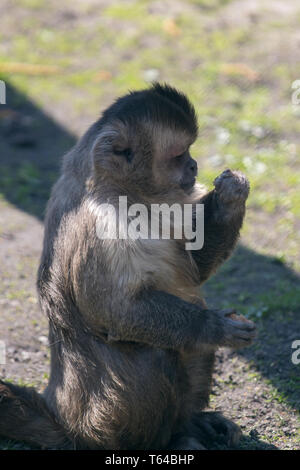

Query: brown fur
0 85 255 449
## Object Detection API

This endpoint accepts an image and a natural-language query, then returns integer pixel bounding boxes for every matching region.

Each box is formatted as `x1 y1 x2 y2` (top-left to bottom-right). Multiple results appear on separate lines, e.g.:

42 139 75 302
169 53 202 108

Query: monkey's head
92 83 198 195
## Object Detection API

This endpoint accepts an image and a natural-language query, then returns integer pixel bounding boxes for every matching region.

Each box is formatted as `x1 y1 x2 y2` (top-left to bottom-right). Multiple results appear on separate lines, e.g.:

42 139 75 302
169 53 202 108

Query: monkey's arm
191 169 249 283
96 289 256 352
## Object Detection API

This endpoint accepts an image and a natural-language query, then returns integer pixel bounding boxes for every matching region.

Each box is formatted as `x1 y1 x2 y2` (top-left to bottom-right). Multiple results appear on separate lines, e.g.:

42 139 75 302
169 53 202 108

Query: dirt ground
0 0 299 450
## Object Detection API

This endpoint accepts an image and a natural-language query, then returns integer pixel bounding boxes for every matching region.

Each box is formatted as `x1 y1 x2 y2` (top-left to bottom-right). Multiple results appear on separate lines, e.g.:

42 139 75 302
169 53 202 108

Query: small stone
21 351 31 362
38 335 48 345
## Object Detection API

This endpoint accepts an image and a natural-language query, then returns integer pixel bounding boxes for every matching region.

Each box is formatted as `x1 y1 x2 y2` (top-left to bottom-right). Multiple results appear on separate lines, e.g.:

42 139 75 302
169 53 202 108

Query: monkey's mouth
180 178 196 192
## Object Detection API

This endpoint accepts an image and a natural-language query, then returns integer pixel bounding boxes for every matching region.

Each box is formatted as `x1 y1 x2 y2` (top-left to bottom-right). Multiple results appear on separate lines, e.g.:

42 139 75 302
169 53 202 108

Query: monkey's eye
114 148 133 163
174 153 185 163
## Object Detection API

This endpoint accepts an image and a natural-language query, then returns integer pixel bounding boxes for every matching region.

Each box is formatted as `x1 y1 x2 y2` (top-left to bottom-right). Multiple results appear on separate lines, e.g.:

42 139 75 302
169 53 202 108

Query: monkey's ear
92 124 128 172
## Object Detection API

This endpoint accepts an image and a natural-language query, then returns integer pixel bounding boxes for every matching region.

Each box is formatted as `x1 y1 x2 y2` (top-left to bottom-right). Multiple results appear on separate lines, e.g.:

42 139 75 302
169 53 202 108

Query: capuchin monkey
0 83 256 450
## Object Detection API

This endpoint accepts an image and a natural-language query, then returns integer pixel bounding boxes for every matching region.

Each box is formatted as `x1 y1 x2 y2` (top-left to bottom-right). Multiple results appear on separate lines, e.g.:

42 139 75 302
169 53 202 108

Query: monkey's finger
220 309 237 316
221 312 257 331
233 327 257 339
228 337 255 349
213 169 233 185
227 318 256 331
235 337 255 347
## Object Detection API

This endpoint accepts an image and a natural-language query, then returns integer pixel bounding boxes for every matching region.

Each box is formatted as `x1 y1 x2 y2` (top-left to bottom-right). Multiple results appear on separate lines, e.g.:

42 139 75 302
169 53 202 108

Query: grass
0 3 299 246
0 0 299 450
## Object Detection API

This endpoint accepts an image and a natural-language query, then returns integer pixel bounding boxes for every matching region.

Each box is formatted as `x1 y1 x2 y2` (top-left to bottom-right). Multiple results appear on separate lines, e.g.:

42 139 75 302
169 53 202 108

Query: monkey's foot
193 411 242 449
168 435 206 450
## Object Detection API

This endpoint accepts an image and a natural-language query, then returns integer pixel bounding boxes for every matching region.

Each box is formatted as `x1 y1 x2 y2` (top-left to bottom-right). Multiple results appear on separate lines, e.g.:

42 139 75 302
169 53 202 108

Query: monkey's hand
213 169 249 222
213 309 256 349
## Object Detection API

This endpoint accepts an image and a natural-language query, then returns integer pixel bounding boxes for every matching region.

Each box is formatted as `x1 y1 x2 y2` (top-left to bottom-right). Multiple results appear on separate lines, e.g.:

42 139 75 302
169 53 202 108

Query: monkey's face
93 123 198 194
92 84 199 195
154 142 198 193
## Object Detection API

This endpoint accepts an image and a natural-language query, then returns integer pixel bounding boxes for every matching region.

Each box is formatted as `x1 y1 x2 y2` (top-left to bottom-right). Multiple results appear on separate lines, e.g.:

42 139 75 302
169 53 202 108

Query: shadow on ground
204 246 300 414
0 82 75 219
0 82 299 450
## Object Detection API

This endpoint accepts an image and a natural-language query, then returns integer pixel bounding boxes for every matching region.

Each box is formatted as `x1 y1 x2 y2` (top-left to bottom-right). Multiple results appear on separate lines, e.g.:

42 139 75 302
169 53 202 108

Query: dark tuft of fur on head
151 82 198 133
101 83 198 138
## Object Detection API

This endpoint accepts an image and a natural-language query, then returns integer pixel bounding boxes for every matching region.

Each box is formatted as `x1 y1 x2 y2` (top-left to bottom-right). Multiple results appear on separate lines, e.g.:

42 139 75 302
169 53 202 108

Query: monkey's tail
0 380 72 449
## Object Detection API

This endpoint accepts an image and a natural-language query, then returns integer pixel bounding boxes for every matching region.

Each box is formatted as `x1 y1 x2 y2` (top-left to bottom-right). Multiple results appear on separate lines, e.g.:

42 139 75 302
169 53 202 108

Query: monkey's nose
190 161 198 176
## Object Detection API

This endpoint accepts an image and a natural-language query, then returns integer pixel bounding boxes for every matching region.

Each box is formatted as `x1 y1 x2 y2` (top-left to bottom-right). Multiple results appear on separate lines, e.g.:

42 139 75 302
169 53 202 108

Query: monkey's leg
106 346 208 451
173 350 241 449
0 380 72 449
45 340 189 450
166 350 214 450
